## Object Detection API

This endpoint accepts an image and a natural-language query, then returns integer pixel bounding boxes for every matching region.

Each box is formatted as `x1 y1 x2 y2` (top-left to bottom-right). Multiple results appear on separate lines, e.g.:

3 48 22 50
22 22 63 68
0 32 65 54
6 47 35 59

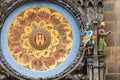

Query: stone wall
104 0 120 80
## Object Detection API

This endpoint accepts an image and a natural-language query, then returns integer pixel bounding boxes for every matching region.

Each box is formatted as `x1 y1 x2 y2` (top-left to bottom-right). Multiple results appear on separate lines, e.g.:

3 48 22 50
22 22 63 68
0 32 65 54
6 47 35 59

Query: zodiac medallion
7 7 73 71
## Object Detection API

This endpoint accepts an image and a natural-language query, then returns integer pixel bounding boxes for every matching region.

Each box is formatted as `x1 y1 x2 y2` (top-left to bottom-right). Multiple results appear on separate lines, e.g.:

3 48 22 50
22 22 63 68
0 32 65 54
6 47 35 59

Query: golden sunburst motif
8 7 73 71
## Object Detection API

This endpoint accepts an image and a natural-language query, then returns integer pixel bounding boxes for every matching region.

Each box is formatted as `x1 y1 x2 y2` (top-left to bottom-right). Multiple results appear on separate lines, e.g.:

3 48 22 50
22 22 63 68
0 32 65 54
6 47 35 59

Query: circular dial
8 7 73 71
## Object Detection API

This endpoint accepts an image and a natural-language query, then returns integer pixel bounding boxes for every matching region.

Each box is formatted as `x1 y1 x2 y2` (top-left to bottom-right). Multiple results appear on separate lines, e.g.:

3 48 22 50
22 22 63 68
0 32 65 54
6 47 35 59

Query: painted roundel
8 7 73 71
1 1 81 79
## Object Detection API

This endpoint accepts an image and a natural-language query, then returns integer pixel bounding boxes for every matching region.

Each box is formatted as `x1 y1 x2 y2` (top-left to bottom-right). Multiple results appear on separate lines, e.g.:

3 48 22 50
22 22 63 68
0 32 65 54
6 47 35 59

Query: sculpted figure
98 22 111 53
83 23 95 54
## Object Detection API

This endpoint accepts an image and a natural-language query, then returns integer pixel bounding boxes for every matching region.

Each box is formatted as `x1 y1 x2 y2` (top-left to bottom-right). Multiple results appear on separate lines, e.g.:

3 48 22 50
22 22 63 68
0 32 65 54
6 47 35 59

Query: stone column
93 24 99 80
87 56 94 80
88 64 93 80
93 65 99 80
99 65 104 80
99 54 106 80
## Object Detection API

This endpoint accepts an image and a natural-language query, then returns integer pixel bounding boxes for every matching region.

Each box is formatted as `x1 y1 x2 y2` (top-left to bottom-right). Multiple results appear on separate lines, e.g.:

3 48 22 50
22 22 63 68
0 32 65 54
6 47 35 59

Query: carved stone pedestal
86 53 106 80
86 55 94 80
99 54 106 80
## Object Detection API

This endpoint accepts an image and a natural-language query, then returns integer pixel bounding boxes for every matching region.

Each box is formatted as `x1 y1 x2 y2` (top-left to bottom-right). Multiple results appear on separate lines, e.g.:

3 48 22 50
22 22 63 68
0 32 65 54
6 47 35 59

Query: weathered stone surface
105 22 117 32
118 62 120 73
106 33 116 47
104 2 115 11
105 47 111 54
107 62 118 73
116 33 120 46
115 1 120 13
115 47 120 55
105 47 112 61
116 22 120 32
104 12 117 21
106 75 117 80
105 1 120 80
111 47 117 55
